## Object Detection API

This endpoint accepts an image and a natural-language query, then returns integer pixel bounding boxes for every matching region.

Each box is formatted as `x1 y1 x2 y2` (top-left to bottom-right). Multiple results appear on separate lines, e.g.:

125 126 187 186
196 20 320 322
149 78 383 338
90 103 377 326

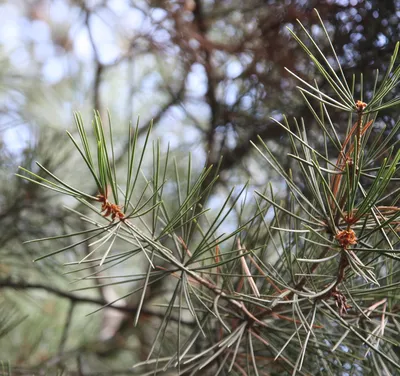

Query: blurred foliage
0 0 400 375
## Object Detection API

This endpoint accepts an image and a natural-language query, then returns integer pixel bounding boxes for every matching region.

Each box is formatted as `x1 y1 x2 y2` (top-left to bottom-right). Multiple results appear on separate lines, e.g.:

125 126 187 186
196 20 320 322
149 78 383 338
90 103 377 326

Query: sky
0 0 208 157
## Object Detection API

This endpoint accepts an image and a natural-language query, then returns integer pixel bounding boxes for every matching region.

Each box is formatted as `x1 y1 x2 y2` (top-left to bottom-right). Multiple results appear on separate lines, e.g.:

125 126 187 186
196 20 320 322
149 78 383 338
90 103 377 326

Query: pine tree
3 8 400 376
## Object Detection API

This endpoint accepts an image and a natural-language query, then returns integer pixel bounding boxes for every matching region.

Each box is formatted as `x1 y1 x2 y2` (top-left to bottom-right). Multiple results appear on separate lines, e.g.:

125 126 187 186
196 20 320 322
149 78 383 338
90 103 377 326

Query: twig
0 277 194 325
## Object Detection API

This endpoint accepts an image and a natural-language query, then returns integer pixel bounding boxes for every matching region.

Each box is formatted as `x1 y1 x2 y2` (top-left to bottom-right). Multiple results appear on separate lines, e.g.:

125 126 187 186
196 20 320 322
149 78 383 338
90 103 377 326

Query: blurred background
0 0 399 374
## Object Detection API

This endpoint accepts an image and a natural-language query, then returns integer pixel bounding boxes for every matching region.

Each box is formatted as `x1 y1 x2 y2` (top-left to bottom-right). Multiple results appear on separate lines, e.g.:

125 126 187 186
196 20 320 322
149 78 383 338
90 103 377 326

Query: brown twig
0 277 195 325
